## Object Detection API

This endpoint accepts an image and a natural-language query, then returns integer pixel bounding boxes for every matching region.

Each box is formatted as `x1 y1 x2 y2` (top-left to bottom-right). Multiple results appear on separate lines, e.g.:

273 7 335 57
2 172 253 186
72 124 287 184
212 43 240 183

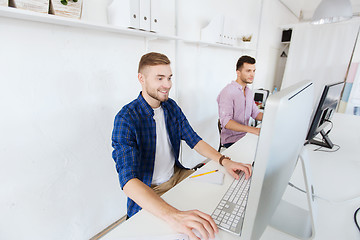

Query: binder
150 0 160 33
139 0 151 31
129 0 140 29
107 0 140 29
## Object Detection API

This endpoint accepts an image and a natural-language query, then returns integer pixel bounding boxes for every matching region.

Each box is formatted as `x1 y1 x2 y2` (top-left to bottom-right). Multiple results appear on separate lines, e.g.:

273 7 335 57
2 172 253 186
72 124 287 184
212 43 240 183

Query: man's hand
221 158 252 180
165 209 218 240
124 178 218 240
250 126 260 136
193 140 252 180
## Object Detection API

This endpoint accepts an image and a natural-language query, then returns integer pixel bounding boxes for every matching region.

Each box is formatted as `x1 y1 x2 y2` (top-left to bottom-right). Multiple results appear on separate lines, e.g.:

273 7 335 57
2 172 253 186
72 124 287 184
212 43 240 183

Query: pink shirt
217 81 260 145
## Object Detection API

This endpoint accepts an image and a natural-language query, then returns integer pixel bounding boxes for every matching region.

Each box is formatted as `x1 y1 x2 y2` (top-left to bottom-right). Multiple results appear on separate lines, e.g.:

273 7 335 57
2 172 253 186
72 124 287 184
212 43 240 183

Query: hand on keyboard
221 159 252 180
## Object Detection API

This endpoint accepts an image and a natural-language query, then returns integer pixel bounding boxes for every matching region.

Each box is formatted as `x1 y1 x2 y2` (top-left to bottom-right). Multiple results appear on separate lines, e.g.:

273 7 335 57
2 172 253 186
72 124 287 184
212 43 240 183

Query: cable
313 143 341 152
311 122 341 152
306 120 341 152
355 207 360 233
289 182 360 233
288 182 306 194
323 119 333 136
288 182 360 204
310 135 341 152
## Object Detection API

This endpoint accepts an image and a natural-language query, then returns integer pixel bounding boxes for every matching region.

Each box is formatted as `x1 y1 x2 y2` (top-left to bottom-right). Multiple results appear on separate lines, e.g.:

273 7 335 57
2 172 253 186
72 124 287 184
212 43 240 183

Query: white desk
102 113 360 240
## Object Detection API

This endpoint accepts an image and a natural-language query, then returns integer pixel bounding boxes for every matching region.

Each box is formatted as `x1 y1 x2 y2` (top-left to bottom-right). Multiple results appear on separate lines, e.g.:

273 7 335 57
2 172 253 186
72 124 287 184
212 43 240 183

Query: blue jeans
223 142 234 148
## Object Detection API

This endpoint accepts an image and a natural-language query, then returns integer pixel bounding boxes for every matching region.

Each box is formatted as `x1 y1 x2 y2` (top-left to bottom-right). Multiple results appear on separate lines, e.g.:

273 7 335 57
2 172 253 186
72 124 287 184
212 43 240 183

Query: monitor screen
254 93 263 102
305 81 344 148
241 81 315 239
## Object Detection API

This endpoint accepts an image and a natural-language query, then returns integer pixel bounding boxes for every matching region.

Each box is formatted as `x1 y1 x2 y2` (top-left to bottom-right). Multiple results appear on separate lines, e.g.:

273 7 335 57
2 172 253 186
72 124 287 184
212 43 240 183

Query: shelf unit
183 39 256 51
0 6 180 41
0 6 257 52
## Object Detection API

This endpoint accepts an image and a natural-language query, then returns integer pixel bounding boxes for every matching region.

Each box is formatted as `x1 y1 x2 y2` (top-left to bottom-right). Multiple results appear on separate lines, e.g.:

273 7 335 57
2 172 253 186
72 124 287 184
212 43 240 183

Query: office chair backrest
217 119 223 152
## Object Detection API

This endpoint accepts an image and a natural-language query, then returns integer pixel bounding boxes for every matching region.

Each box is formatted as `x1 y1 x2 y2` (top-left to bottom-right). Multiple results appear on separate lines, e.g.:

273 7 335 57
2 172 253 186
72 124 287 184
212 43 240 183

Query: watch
219 155 231 166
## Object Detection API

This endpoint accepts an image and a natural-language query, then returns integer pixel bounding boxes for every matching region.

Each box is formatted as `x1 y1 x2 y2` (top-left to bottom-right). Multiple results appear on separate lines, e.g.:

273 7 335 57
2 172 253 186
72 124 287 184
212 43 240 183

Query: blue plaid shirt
111 92 202 218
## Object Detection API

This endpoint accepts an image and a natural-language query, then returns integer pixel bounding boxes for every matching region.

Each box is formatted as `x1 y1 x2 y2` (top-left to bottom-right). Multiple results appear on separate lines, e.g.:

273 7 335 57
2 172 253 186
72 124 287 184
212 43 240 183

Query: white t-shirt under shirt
151 106 175 185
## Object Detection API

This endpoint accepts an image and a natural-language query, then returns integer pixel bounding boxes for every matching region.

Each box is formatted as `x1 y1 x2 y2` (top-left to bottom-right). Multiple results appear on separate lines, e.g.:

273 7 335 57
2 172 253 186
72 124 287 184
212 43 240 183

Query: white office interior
1 0 360 239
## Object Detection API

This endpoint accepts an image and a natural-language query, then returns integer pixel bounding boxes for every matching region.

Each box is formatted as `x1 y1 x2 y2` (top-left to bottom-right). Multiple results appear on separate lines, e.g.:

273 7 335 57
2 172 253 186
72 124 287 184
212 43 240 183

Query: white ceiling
279 0 360 20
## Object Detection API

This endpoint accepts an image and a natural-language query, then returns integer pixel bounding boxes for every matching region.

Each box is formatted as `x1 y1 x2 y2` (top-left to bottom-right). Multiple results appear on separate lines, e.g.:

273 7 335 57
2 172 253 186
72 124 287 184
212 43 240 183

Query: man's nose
163 80 172 89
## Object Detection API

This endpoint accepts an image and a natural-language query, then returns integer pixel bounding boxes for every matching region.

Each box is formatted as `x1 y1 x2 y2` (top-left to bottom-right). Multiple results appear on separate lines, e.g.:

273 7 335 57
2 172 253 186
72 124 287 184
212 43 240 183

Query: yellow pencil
190 169 218 178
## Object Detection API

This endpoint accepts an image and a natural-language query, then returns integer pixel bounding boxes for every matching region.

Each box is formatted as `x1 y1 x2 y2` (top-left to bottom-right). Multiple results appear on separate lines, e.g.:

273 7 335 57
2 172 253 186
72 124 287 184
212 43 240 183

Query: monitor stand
308 129 334 149
269 148 317 239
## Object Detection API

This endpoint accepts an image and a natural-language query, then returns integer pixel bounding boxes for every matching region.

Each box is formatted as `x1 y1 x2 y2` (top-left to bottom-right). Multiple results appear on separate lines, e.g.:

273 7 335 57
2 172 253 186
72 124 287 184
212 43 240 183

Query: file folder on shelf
150 0 160 33
107 0 140 29
139 0 150 31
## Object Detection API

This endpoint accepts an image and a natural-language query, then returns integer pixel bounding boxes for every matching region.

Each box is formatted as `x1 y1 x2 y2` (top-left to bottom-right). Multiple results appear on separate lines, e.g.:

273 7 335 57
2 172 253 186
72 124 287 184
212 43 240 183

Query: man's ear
138 73 145 85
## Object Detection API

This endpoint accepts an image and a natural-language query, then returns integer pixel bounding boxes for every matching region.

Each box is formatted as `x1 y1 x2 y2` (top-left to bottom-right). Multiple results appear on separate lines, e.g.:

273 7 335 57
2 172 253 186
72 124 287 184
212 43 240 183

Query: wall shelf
0 6 180 41
0 6 258 50
183 39 257 51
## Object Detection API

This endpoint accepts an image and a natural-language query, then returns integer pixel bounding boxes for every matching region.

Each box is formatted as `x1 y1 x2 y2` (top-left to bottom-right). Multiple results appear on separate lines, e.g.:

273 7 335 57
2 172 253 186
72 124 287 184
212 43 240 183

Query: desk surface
102 113 360 240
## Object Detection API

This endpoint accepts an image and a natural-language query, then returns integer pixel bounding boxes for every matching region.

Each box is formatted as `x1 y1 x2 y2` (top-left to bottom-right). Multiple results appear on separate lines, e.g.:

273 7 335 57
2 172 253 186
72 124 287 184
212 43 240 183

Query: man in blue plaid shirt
112 52 252 240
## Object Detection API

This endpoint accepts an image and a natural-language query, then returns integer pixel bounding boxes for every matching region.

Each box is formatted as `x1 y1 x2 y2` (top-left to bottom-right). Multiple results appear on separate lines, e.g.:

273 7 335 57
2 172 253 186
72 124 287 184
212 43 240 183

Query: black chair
217 119 224 152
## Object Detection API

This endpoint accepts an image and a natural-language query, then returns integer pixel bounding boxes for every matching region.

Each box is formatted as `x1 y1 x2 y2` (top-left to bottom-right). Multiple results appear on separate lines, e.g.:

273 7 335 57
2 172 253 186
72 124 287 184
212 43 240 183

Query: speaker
281 29 292 42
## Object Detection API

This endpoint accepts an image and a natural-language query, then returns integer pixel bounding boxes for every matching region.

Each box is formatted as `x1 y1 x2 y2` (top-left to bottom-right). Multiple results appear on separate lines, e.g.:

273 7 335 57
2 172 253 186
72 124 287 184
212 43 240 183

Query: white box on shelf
0 0 8 7
201 15 224 44
10 0 49 13
107 0 140 29
223 16 237 45
139 0 150 31
50 0 83 19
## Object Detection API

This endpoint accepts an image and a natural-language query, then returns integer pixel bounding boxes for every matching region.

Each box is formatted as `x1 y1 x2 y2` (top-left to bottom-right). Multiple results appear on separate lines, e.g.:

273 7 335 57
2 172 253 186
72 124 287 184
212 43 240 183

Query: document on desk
120 233 189 240
120 232 220 240
189 168 224 185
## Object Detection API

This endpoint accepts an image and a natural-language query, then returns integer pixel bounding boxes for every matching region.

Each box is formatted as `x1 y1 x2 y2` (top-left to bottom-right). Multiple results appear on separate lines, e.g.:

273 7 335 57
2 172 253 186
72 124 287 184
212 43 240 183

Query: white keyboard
211 171 251 235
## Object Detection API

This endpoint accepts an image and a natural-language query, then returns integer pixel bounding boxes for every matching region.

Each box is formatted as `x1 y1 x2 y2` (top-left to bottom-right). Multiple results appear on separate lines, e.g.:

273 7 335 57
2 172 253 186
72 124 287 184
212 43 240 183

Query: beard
241 77 253 84
146 86 169 103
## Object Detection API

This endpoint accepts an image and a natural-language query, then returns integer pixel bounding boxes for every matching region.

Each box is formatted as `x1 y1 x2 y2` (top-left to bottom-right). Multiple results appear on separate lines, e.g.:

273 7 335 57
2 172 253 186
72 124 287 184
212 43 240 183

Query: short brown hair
236 55 256 71
138 52 171 73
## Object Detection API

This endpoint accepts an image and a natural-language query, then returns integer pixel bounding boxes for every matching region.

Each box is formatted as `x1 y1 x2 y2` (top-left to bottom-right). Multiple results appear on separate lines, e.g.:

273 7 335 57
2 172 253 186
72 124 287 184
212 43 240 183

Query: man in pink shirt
217 55 263 148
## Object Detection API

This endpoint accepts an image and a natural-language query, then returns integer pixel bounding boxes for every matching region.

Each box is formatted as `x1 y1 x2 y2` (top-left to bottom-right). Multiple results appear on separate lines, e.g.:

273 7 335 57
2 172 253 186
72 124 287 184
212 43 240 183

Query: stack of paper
189 168 224 185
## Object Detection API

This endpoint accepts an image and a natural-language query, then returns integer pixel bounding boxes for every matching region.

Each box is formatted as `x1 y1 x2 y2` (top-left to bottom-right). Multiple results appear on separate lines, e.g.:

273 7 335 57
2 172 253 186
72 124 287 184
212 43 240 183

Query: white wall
256 0 299 91
345 27 360 115
0 15 174 240
0 1 297 239
281 20 360 109
176 0 298 167
175 0 262 167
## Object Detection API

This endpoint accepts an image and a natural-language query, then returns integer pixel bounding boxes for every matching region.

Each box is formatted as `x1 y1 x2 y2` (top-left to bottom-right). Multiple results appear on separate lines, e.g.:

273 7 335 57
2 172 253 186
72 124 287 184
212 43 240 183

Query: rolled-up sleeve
217 89 234 129
251 100 260 119
112 114 139 189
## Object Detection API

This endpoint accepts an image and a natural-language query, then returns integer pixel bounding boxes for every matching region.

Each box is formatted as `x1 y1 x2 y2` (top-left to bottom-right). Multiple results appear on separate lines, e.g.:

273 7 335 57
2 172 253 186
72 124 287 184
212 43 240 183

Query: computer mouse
191 229 220 240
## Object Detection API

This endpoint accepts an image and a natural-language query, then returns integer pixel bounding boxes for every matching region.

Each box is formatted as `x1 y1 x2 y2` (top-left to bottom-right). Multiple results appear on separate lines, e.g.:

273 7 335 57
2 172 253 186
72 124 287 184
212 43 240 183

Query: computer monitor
305 81 344 149
253 89 269 109
241 81 315 239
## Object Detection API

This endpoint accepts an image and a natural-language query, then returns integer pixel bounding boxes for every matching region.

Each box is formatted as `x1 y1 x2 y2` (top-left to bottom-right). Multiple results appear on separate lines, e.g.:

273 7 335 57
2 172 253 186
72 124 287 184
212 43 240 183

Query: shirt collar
137 92 154 117
232 81 247 91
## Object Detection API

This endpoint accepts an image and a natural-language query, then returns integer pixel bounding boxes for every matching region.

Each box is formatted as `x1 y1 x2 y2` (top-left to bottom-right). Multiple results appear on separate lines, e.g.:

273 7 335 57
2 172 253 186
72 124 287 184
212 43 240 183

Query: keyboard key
210 175 251 235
